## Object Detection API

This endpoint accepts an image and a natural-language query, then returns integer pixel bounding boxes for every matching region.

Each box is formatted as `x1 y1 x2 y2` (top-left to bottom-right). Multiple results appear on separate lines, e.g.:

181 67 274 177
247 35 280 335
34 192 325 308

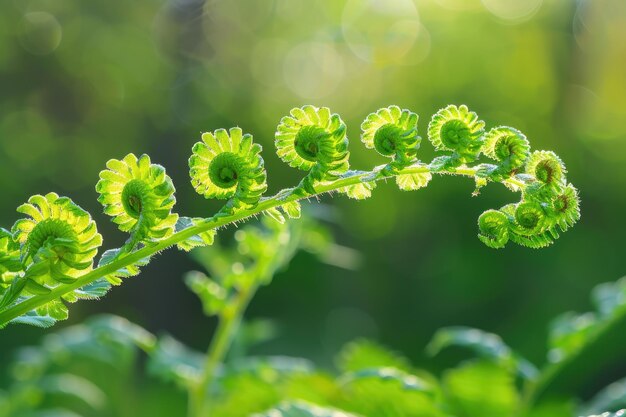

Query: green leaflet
9 307 57 328
147 335 205 388
427 326 538 380
340 181 377 200
35 299 68 321
338 367 434 394
337 368 445 417
25 410 84 417
264 201 303 224
336 339 412 374
226 356 314 377
68 278 112 301
175 217 216 251
253 401 361 417
582 377 626 416
1 314 157 417
442 360 520 417
37 373 106 410
395 171 432 191
548 277 626 365
185 271 228 316
97 247 151 285
581 412 626 417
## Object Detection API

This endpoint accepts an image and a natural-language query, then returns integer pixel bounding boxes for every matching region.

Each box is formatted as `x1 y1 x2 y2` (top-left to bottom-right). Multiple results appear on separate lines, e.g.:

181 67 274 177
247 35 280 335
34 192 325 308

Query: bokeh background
1 0 625 413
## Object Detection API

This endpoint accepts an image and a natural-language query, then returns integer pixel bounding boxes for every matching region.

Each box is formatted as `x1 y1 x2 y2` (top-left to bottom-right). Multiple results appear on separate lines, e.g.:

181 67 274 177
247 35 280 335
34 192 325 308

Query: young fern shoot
0 104 581 328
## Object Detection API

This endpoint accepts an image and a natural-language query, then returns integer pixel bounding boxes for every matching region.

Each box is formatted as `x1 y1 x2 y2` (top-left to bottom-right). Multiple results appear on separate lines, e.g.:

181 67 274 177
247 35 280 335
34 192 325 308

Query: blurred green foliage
1 0 625 413
3 270 626 416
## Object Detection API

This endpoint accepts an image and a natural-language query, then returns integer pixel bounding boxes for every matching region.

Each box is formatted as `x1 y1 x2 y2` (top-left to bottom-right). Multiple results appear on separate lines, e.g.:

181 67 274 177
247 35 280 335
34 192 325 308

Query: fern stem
0 163 521 326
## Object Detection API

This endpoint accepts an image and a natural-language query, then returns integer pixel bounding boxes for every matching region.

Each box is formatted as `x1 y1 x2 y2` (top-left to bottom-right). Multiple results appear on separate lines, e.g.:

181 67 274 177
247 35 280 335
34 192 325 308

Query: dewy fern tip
0 104 581 328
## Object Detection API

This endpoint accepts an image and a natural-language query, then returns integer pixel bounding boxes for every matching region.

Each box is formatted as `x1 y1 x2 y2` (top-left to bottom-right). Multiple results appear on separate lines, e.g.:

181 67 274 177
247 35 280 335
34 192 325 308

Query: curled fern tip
96 153 178 243
189 127 267 212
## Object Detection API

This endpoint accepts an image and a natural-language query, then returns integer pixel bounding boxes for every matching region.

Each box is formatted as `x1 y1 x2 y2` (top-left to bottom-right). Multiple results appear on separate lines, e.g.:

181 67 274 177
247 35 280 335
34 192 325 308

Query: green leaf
253 401 361 417
336 339 411 373
524 401 576 417
231 319 279 355
63 278 112 303
86 314 155 352
28 410 84 417
226 356 314 377
338 367 444 417
147 335 204 388
548 311 597 364
38 373 106 410
35 315 154 367
35 299 68 321
427 326 538 379
184 271 228 316
395 171 432 191
338 367 433 394
582 378 626 416
581 412 626 417
0 275 28 309
281 201 302 219
25 278 52 294
98 247 151 284
340 181 376 200
593 277 626 318
9 307 57 328
265 207 286 224
442 360 520 417
175 217 216 251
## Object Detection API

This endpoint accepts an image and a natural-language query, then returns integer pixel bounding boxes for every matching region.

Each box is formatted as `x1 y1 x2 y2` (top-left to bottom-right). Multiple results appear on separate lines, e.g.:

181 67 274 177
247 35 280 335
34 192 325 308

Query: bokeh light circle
342 0 421 65
283 41 344 99
481 0 543 22
18 12 62 55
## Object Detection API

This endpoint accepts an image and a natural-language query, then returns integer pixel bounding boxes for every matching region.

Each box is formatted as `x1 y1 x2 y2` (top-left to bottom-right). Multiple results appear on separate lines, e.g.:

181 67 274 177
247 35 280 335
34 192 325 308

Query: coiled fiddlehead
12 193 102 285
0 104 581 329
427 104 485 165
358 105 432 192
497 203 555 249
275 105 349 194
550 184 580 232
189 127 267 213
361 105 420 167
477 210 510 249
524 151 567 196
97 153 178 245
481 126 530 179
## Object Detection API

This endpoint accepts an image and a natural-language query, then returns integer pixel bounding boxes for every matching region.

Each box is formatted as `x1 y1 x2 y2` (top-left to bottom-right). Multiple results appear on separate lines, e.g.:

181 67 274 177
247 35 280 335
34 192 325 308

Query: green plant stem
190 282 258 417
0 163 523 326
189 230 291 417
520 302 626 414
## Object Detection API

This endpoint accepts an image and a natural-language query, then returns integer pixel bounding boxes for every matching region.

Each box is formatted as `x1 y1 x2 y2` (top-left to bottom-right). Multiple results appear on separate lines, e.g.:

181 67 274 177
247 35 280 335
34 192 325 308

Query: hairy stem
0 163 522 326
